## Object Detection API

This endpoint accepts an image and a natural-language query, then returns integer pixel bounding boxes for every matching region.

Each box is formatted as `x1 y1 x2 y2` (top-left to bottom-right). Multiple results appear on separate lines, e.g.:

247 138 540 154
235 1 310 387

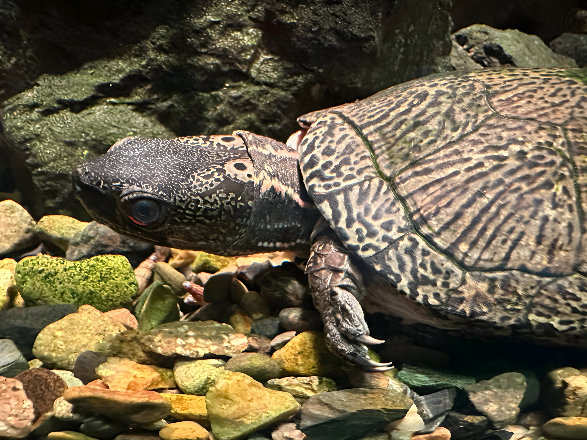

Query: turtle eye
129 199 161 225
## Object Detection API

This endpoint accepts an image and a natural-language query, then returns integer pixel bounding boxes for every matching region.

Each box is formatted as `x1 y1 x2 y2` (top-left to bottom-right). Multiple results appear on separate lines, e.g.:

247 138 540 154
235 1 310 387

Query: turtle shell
299 68 587 341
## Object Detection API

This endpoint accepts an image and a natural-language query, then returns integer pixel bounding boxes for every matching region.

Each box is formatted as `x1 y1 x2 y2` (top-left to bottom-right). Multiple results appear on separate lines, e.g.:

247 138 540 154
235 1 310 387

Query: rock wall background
0 0 585 220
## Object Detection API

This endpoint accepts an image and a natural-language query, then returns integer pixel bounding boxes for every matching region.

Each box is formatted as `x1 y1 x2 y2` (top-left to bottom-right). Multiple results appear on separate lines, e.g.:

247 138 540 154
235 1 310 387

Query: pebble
0 338 29 377
0 304 78 359
73 351 109 384
95 356 162 391
255 265 312 309
160 393 209 426
35 215 88 252
159 421 210 440
251 316 282 339
229 308 253 335
174 358 226 395
104 308 138 330
168 249 199 269
52 396 83 421
203 271 234 302
411 427 452 440
135 281 180 332
206 371 300 440
15 367 68 420
411 388 457 430
246 334 272 355
271 331 347 378
0 376 35 438
63 386 172 424
300 388 413 440
148 366 177 389
32 305 126 369
79 416 127 439
140 320 248 358
153 261 187 295
271 422 306 440
0 258 17 309
541 416 587 440
543 367 587 417
0 200 39 257
517 411 549 427
278 307 322 332
15 254 137 311
270 331 296 350
190 252 236 273
396 365 476 393
464 372 526 428
240 291 271 320
47 432 100 440
348 367 394 389
265 376 337 404
440 411 488 440
65 221 153 267
224 352 283 382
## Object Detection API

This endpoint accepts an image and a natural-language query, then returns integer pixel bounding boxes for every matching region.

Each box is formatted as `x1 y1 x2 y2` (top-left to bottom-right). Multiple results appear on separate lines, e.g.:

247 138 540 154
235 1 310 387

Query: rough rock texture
159 421 210 440
0 257 17 309
451 24 578 68
206 371 300 440
174 359 226 396
541 416 587 440
550 33 587 67
224 352 283 382
0 200 38 256
63 385 172 424
265 376 337 404
160 393 209 426
135 281 181 332
35 215 88 252
65 222 153 267
0 304 78 360
464 372 526 429
95 357 161 391
0 0 453 219
15 368 68 420
15 254 137 311
271 331 347 377
299 388 413 440
140 321 248 358
32 304 126 370
0 377 35 438
543 367 587 417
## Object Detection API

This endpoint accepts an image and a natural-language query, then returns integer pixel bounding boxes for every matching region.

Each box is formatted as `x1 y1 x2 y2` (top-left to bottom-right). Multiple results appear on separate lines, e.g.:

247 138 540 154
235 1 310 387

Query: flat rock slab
464 372 526 429
397 365 475 393
63 386 171 424
300 388 413 440
140 321 248 358
542 416 587 440
0 376 35 438
206 371 300 440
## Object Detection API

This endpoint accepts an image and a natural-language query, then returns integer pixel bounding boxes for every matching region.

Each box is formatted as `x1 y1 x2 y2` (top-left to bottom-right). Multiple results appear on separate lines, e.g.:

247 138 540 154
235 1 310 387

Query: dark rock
73 350 109 384
0 304 78 359
279 307 323 332
412 389 457 434
224 352 283 382
80 416 127 439
0 0 453 219
550 33 587 67
378 343 451 370
65 222 153 267
186 301 232 322
300 388 413 440
0 338 29 377
477 430 513 440
397 365 475 394
441 411 488 440
463 372 526 429
251 316 282 339
451 24 578 69
15 368 68 420
256 265 313 310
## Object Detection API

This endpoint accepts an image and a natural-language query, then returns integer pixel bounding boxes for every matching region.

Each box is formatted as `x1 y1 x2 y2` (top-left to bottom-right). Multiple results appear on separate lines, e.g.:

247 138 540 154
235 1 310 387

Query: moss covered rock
15 254 137 311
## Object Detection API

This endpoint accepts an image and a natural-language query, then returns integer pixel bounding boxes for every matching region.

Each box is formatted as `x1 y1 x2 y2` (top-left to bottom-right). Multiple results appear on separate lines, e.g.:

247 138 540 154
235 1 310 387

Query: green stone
396 365 475 393
136 281 180 332
15 255 137 312
191 252 237 274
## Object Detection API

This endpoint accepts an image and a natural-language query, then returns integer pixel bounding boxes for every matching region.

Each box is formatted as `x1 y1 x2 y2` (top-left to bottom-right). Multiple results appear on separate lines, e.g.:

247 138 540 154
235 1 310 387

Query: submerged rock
36 215 88 252
0 338 29 377
0 376 35 438
0 200 38 258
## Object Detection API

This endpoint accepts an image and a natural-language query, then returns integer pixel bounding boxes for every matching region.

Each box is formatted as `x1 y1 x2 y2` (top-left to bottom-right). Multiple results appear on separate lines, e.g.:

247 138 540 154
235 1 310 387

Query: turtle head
73 132 319 255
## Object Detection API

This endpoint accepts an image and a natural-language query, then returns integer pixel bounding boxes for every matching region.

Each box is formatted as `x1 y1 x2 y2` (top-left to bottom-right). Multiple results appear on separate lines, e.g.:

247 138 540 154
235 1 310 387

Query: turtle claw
352 355 394 372
354 334 385 345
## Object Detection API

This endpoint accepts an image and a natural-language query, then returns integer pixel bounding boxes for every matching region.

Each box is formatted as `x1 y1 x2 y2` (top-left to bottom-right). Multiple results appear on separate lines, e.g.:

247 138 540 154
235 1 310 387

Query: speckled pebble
174 358 226 395
15 367 68 420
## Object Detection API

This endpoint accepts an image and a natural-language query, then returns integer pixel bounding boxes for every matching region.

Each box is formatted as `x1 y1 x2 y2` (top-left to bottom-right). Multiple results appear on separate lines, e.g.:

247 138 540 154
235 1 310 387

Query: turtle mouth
286 128 308 152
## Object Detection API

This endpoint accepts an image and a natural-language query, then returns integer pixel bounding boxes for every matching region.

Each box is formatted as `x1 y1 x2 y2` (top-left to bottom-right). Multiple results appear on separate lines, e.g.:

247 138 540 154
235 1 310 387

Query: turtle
72 68 587 370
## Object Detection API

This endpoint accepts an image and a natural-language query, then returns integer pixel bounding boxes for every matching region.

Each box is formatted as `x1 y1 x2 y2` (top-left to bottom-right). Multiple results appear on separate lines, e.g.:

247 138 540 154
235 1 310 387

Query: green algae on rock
205 371 300 440
15 254 137 311
135 281 180 332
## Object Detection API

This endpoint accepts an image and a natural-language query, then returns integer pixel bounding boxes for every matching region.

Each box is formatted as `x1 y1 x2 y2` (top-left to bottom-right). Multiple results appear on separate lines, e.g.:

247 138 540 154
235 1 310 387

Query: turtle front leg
306 229 393 371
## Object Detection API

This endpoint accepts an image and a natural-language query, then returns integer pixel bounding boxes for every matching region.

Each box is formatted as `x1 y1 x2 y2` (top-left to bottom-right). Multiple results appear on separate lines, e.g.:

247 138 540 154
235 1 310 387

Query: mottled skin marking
74 68 587 369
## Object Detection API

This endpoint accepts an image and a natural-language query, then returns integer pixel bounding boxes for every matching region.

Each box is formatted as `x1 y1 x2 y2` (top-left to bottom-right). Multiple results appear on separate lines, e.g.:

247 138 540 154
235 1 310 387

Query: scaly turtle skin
73 68 587 370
